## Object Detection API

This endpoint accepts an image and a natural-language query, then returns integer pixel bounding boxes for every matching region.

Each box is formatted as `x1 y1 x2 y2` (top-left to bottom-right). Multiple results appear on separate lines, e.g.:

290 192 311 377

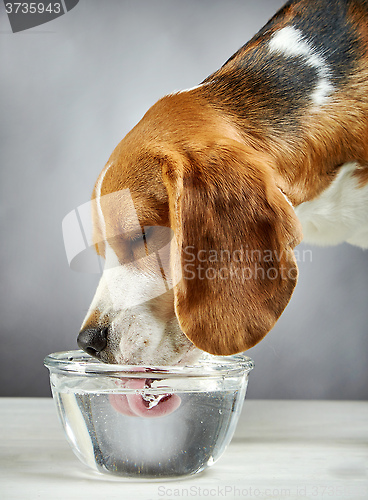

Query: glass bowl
44 350 254 480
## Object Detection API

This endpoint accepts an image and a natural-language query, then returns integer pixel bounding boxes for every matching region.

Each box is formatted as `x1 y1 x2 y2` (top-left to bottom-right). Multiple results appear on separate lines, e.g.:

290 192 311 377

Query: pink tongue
109 378 181 418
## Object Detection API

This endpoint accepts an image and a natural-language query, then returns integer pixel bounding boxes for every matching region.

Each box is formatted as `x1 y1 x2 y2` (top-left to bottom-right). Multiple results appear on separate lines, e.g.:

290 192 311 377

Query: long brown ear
162 140 303 355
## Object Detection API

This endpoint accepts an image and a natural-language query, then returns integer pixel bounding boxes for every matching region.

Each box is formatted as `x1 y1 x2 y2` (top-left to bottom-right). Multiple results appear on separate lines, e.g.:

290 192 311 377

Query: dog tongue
109 378 181 418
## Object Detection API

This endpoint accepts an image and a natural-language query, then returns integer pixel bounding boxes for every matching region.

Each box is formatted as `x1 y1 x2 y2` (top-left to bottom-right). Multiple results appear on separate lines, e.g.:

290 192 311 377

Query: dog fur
78 0 368 365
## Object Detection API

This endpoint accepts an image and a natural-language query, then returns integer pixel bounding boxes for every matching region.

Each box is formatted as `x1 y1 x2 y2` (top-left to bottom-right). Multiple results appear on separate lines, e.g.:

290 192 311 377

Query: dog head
77 92 302 365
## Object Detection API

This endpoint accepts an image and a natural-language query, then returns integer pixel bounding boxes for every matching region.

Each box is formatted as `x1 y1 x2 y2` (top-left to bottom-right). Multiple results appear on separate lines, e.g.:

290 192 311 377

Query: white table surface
0 398 367 500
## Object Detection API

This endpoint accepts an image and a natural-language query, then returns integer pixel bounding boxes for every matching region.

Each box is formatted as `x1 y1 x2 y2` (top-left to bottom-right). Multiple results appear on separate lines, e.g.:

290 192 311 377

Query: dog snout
77 326 108 357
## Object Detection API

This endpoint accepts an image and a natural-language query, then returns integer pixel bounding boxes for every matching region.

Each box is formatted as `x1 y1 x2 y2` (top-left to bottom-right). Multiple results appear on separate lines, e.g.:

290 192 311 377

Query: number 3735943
5 3 62 14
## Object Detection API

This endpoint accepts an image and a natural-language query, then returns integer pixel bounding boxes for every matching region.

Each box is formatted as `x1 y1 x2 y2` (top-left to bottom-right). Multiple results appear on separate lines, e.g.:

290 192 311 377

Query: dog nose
77 327 108 356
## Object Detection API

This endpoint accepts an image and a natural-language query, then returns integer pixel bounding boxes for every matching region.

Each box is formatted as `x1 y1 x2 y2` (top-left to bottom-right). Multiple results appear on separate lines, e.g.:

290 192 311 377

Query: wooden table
0 398 367 499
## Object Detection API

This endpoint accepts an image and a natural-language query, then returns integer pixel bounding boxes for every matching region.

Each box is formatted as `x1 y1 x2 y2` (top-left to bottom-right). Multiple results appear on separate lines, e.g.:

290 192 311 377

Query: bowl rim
44 349 254 378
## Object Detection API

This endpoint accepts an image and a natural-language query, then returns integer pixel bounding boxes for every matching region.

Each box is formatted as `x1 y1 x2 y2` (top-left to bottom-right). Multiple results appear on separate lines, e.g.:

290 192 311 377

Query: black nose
77 327 108 357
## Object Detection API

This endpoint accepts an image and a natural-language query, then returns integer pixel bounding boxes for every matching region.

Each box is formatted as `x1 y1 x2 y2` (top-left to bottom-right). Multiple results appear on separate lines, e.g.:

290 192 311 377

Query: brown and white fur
77 0 368 365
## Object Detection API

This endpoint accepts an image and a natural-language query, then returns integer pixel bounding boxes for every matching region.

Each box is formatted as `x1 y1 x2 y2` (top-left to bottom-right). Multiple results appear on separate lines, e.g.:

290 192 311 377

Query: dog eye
143 227 155 240
129 232 144 243
143 226 173 251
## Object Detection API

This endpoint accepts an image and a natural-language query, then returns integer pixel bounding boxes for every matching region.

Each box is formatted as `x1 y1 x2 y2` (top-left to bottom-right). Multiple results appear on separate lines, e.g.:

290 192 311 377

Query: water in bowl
52 380 248 479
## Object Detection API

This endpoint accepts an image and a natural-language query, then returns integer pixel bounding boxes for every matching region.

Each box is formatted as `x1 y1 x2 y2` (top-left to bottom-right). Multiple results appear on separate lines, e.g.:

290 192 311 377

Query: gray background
1 0 367 399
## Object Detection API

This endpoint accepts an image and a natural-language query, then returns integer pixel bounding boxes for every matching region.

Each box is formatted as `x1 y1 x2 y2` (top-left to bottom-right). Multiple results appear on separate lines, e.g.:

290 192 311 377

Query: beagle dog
77 0 368 366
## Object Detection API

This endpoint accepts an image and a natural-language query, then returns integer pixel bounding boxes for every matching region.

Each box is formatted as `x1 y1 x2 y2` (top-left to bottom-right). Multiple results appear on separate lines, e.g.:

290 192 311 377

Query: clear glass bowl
44 350 254 480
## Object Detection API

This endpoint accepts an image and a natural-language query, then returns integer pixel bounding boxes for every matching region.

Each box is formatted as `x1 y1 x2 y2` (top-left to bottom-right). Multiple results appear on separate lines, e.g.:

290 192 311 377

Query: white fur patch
94 162 113 241
269 26 335 106
82 242 167 324
176 81 215 95
178 84 204 93
295 163 368 248
104 243 168 310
